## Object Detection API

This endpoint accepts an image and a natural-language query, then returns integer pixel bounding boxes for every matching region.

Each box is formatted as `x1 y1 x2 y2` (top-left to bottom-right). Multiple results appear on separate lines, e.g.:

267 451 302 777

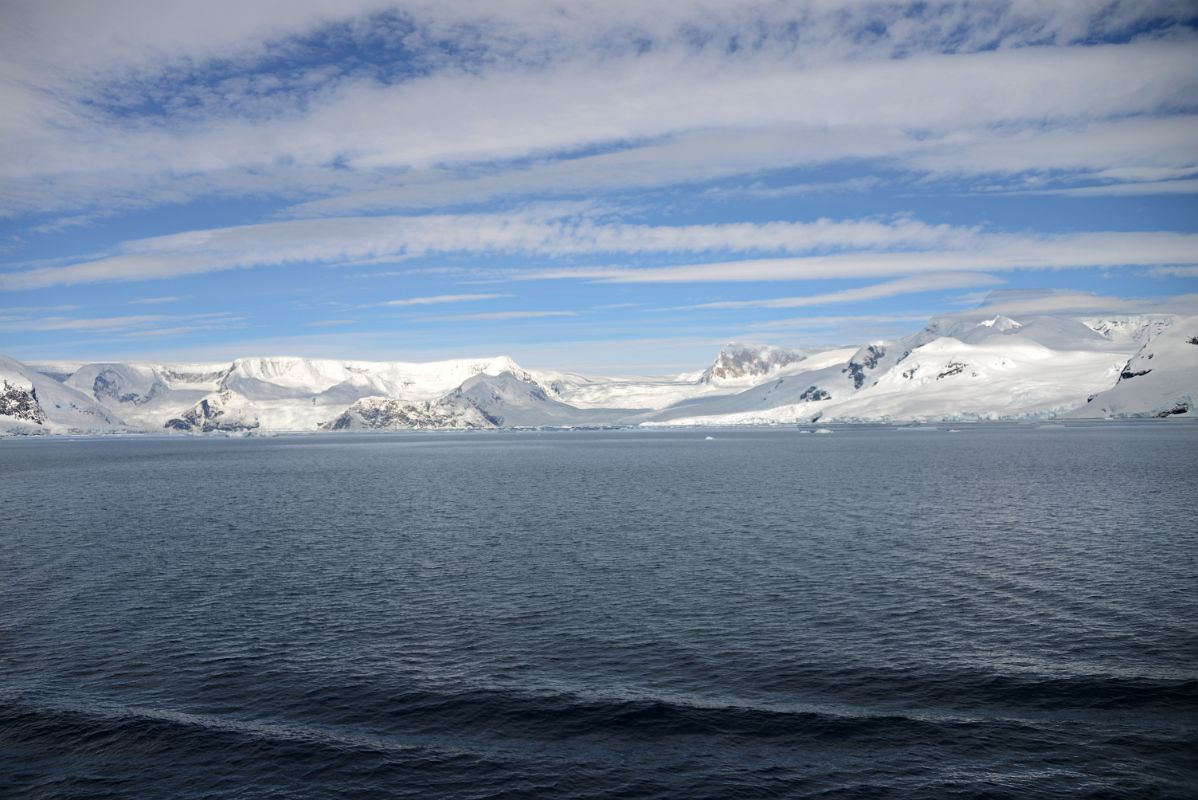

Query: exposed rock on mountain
323 394 495 430
1073 320 1198 418
845 344 886 389
650 337 1131 426
701 344 806 384
1 357 125 434
1080 315 1175 346
324 372 629 430
798 385 830 402
1 379 45 425
5 310 1196 434
165 391 260 433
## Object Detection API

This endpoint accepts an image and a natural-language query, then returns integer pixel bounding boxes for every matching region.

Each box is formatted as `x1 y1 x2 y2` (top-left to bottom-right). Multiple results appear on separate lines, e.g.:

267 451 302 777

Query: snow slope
5 309 1195 434
647 337 1129 426
324 372 633 430
0 355 126 434
58 354 547 432
1069 318 1198 418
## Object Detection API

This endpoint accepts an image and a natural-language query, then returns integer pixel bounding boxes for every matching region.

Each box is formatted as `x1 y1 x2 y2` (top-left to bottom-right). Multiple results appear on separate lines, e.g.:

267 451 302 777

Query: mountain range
3 311 1195 435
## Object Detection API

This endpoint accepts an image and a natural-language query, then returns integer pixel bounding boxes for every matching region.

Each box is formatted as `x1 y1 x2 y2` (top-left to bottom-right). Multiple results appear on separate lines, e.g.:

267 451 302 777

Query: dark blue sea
1 425 1196 799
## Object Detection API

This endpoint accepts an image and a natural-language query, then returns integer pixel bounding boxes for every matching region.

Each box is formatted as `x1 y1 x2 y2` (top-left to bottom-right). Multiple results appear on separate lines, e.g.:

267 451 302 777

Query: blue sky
1 0 1196 373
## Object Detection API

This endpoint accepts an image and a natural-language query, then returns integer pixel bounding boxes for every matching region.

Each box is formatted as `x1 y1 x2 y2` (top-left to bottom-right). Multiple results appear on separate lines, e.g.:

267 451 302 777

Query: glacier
3 312 1195 436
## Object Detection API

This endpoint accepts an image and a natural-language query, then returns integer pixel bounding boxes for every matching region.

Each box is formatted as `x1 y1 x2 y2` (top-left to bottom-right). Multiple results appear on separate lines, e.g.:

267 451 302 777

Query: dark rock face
936 361 967 380
1157 403 1189 417
165 394 258 433
1119 364 1152 380
321 395 496 430
798 385 830 401
1187 336 1198 345
845 344 886 389
0 380 45 424
93 370 164 405
702 345 805 383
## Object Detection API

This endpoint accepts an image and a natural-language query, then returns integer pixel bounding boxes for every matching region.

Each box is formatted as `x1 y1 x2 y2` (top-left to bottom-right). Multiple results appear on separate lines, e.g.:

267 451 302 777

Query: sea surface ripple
1 425 1196 798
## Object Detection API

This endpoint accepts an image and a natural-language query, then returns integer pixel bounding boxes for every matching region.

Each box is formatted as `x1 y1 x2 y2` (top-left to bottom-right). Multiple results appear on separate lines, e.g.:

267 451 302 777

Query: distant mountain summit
4 312 1196 435
700 344 807 384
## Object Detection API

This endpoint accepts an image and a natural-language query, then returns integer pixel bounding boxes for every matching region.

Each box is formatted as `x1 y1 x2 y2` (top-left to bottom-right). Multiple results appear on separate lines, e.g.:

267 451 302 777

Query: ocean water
1 425 1196 799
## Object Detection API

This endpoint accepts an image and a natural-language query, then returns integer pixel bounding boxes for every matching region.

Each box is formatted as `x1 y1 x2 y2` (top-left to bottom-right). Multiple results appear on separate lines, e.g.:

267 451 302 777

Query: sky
0 0 1196 374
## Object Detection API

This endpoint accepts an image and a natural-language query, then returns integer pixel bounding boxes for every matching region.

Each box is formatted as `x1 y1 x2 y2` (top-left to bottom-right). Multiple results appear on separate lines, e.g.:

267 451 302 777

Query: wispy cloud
2 2 1195 367
749 314 931 330
0 211 984 289
1006 177 1198 198
371 293 508 308
690 274 1004 309
0 311 239 335
0 304 79 314
303 319 357 328
1 4 1194 216
943 290 1198 319
426 310 577 321
526 232 1198 283
1149 266 1198 278
8 209 1198 290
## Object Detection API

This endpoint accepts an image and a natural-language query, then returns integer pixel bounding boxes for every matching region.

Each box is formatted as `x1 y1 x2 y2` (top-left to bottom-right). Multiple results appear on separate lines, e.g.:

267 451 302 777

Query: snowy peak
4 309 1196 434
977 315 1022 331
1079 315 1175 346
222 354 537 398
701 344 806 384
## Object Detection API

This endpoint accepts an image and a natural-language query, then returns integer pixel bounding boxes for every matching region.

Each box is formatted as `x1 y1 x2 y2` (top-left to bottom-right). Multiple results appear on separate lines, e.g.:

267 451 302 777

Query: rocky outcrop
1071 321 1198 419
322 394 495 430
845 344 886 389
92 369 165 405
165 391 259 432
798 385 830 401
936 361 967 380
0 380 45 424
701 344 805 383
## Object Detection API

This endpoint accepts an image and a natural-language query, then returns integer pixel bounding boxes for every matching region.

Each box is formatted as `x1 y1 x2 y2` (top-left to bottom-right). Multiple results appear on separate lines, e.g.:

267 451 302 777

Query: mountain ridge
4 312 1195 435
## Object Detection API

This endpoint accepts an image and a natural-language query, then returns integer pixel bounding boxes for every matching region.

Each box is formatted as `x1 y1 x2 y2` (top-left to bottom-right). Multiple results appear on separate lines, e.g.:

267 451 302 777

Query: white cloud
943 289 1198 318
372 293 508 307
748 313 930 330
0 311 237 333
691 273 1004 309
1150 266 1198 277
1 3 1195 215
1002 177 1198 197
0 211 984 289
4 207 1197 290
426 310 577 321
528 231 1198 282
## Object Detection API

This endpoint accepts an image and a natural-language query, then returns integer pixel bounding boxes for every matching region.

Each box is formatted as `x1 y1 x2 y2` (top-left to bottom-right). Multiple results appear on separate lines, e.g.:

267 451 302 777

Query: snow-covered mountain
1078 315 1176 346
324 372 632 430
47 354 546 432
1069 320 1198 418
0 354 126 434
700 343 808 384
4 311 1195 435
